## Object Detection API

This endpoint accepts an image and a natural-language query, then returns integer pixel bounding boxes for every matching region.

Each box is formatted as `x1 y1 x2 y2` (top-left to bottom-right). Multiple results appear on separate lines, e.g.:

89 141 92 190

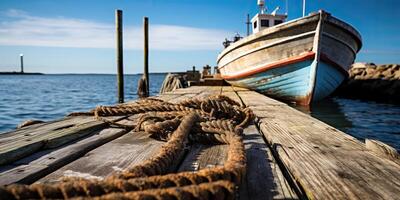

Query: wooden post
116 10 124 103
143 17 149 96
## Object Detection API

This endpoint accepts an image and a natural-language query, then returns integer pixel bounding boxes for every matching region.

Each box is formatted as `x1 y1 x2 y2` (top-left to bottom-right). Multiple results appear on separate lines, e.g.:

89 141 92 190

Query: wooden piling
143 17 149 96
116 10 124 103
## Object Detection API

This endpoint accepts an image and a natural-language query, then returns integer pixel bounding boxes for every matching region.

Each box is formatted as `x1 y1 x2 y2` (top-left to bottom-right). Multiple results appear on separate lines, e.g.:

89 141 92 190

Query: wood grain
0 127 127 185
365 139 400 166
178 144 228 172
241 125 298 200
39 130 165 182
234 88 400 200
0 116 108 166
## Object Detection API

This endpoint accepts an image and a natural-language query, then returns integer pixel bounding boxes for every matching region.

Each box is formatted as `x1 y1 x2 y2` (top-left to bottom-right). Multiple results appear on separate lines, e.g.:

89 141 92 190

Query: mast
246 14 250 36
303 0 306 17
257 0 266 14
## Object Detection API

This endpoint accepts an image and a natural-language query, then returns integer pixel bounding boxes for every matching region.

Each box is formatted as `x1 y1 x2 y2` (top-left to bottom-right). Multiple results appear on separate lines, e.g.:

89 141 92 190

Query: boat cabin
251 13 287 34
251 0 287 34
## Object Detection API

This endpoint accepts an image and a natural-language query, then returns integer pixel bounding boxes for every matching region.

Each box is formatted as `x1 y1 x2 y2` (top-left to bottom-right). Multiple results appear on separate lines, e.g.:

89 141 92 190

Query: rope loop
1 95 254 199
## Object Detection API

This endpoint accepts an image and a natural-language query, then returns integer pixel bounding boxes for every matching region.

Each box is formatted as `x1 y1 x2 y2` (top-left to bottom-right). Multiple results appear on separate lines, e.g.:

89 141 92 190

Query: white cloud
0 9 231 50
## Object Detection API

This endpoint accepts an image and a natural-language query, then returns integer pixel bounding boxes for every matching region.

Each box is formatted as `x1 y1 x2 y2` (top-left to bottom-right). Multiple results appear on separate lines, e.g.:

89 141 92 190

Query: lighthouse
20 54 24 73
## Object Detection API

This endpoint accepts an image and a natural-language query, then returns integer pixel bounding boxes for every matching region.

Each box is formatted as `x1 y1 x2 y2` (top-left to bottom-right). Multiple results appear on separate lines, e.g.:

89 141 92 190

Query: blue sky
0 0 399 73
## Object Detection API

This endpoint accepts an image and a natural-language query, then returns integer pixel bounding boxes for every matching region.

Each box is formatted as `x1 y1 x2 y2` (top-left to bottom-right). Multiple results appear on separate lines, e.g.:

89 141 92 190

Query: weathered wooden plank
0 116 109 166
155 86 211 102
161 86 209 95
166 93 201 103
157 86 222 105
235 89 400 199
38 130 165 182
241 125 298 200
0 127 127 185
153 94 184 102
0 116 94 143
178 144 228 172
234 90 286 107
170 86 222 100
365 139 400 165
0 116 134 185
263 118 400 199
222 87 298 199
229 86 248 92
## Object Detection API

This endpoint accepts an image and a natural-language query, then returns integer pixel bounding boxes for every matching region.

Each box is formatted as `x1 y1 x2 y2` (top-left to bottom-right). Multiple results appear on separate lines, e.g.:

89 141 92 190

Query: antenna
303 0 306 17
257 0 266 14
246 14 250 36
285 0 288 15
271 6 280 15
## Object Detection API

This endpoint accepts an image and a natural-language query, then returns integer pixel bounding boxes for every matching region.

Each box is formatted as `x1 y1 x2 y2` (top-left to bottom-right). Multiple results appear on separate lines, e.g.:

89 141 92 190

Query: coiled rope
0 95 254 200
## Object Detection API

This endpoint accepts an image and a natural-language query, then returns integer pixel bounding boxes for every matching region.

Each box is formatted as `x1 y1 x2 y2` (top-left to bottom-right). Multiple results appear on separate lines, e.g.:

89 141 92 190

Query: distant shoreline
0 72 43 75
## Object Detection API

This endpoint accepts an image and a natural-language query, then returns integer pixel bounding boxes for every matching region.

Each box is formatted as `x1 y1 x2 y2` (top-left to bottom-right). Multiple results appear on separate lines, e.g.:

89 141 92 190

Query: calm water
1 74 399 150
0 74 165 132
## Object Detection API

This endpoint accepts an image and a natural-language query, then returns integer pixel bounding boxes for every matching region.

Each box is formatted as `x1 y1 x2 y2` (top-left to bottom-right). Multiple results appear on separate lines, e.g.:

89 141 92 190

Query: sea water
0 74 165 131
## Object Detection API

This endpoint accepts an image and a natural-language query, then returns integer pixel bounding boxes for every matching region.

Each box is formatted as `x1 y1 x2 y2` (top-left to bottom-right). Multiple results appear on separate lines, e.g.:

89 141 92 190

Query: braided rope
1 95 254 200
73 181 235 200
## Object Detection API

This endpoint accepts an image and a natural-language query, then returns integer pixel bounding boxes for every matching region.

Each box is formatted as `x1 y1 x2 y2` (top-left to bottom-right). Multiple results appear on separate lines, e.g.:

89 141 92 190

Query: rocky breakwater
335 63 400 103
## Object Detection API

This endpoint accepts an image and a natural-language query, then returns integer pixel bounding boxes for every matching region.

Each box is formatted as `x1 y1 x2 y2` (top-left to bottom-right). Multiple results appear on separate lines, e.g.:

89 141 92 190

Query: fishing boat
217 0 362 105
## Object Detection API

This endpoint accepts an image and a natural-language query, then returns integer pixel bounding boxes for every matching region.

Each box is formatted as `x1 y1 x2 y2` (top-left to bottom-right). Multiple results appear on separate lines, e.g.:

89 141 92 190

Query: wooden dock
1 86 399 200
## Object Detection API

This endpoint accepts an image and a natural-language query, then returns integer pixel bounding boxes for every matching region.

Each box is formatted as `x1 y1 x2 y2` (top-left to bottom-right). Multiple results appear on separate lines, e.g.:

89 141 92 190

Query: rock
394 70 400 79
352 62 369 69
381 69 394 80
334 63 400 104
376 65 387 71
391 64 400 71
348 63 399 81
371 72 382 79
366 66 377 75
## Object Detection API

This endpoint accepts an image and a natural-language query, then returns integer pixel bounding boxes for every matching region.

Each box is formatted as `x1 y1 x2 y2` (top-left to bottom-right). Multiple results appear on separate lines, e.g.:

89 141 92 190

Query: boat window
274 20 283 25
261 19 269 27
253 21 257 29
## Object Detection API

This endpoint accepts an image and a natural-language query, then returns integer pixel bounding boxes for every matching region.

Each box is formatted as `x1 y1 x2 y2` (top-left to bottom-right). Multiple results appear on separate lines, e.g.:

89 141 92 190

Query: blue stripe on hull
312 61 345 102
226 60 344 104
227 60 314 102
